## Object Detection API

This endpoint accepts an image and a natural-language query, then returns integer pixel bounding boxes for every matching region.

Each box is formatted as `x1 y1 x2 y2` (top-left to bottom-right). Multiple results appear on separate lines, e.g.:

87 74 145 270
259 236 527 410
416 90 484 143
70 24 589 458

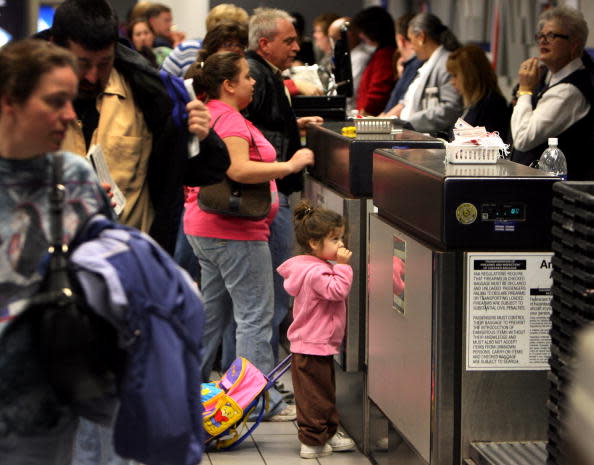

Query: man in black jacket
48 0 228 254
243 7 321 399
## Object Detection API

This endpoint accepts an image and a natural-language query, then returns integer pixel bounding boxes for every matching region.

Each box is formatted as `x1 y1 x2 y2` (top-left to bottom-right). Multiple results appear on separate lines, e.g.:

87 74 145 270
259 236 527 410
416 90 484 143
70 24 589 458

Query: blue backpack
70 215 205 465
159 70 195 129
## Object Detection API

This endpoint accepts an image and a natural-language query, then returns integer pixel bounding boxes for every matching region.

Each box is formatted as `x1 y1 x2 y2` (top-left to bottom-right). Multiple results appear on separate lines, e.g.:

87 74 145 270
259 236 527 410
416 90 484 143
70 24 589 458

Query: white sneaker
300 443 332 459
327 431 356 451
265 404 296 422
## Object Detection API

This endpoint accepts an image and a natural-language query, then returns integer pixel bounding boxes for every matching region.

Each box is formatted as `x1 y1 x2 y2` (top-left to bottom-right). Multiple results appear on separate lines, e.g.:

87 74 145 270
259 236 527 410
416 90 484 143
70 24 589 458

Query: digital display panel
481 203 526 221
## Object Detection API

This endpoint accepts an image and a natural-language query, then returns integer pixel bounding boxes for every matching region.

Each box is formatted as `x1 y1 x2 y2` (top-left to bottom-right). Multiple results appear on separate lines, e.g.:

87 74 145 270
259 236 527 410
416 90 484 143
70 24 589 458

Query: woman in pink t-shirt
184 52 313 420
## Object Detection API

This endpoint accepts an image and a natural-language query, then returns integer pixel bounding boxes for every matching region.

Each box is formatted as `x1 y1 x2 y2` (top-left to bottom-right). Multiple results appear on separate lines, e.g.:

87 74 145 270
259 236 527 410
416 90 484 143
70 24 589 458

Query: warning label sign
466 253 553 371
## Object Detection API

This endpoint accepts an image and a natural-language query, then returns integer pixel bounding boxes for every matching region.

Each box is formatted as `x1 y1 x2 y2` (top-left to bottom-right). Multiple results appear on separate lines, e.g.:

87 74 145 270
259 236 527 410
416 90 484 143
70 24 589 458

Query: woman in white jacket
392 12 463 135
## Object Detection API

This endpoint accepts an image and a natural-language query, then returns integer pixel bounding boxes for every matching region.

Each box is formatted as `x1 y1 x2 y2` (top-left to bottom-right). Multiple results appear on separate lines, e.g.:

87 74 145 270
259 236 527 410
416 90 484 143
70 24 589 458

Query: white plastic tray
354 118 398 134
445 144 501 164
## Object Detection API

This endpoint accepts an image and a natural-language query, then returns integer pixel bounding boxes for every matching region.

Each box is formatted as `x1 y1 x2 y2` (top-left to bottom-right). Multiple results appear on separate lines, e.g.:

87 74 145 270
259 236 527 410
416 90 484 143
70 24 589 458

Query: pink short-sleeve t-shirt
184 100 279 241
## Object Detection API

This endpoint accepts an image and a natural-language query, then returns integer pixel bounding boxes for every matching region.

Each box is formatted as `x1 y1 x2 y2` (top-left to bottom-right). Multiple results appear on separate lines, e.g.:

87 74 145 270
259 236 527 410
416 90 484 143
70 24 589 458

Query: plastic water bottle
538 138 568 180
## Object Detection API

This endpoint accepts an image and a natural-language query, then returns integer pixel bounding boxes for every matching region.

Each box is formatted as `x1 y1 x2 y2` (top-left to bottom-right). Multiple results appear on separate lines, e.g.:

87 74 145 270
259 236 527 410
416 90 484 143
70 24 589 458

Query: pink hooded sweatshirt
277 255 353 356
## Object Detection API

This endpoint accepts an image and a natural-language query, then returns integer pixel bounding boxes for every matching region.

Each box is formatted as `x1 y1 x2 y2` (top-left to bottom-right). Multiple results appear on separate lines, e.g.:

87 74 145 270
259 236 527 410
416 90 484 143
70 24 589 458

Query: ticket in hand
85 144 127 216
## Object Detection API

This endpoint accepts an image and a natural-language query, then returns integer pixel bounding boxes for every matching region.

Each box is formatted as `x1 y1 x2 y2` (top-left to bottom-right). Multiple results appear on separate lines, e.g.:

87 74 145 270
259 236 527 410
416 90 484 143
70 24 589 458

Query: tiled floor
203 361 374 465
203 421 373 465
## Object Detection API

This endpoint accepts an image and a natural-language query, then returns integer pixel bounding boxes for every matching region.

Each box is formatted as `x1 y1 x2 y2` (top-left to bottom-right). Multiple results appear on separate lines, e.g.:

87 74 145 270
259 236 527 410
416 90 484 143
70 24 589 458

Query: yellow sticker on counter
456 203 477 225
341 126 357 137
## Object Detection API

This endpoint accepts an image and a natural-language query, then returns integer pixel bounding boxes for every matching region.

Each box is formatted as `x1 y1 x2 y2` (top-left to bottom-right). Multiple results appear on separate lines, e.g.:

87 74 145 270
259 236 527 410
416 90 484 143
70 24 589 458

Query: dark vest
511 67 594 180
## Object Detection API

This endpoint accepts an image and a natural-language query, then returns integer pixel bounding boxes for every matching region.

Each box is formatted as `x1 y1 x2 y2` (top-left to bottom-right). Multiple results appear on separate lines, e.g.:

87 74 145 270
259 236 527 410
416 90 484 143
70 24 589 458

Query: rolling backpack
202 354 292 450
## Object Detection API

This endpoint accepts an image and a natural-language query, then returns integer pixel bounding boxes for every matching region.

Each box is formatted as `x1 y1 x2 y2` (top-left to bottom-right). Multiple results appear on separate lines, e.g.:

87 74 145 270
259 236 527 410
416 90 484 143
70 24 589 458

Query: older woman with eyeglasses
511 5 594 179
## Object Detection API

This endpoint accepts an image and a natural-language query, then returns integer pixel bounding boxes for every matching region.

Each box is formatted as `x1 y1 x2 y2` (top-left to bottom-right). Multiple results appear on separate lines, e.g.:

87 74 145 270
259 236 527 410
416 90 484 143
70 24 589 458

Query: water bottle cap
548 137 558 146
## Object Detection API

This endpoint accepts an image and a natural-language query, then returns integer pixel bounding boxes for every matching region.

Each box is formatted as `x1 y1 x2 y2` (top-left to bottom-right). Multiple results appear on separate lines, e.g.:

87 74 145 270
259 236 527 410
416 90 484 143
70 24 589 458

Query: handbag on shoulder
198 114 271 220
198 178 271 220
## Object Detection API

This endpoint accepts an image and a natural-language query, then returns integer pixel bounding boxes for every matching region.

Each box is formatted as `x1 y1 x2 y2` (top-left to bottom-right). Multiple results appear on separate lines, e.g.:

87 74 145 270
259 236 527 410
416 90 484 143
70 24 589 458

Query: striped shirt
160 38 202 77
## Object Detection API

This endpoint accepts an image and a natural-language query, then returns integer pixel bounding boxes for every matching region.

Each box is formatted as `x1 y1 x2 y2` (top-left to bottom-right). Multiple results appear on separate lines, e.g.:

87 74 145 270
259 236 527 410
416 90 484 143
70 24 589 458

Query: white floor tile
317 451 373 464
208 439 262 465
209 454 264 465
253 433 313 465
249 420 298 437
264 456 322 465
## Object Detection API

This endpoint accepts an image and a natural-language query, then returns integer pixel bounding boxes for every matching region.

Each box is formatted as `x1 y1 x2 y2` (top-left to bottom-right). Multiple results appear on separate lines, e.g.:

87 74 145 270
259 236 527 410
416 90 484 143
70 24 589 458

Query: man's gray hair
248 7 294 51
539 5 588 54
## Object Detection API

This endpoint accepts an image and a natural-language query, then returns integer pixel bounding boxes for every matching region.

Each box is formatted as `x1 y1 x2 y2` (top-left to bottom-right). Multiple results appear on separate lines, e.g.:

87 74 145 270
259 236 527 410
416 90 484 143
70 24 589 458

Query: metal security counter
368 148 559 465
306 121 443 197
304 126 441 453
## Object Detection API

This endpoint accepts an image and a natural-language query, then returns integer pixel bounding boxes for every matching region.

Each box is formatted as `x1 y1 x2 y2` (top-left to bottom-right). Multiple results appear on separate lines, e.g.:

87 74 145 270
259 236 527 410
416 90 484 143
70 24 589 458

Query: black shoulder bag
7 154 121 405
198 114 272 220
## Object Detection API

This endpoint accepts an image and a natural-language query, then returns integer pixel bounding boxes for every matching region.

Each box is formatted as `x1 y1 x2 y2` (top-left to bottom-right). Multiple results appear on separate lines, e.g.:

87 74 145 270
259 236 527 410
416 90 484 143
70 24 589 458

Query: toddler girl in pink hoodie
277 200 356 459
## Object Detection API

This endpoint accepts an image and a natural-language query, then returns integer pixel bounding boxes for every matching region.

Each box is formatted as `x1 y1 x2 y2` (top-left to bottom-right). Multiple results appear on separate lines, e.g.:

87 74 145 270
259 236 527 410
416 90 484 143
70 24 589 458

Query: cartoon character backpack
201 355 291 450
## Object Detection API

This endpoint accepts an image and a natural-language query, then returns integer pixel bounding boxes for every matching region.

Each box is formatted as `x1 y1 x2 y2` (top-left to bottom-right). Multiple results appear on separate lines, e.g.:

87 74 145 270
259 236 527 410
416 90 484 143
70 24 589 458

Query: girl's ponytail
293 200 314 222
293 200 344 254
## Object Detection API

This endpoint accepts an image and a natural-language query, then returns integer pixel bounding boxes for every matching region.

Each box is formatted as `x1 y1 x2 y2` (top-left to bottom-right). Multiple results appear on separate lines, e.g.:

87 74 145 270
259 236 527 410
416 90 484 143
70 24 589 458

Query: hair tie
199 61 205 69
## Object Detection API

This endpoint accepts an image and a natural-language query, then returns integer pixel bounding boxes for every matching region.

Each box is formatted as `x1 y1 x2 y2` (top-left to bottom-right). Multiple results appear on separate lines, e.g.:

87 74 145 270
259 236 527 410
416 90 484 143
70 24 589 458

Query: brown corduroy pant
291 353 339 446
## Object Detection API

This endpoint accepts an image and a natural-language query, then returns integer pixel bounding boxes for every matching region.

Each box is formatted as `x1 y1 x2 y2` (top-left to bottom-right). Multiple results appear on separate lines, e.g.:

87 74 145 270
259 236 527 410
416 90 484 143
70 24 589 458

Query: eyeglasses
534 32 570 43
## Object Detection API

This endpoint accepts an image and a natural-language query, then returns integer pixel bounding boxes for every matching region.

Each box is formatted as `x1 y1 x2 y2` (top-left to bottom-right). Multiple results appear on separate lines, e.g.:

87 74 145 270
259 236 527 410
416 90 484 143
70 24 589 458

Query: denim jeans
221 192 294 370
220 194 293 371
269 194 293 364
72 419 135 465
173 211 200 281
0 413 78 465
221 196 294 370
187 235 286 415
0 418 132 465
221 318 237 373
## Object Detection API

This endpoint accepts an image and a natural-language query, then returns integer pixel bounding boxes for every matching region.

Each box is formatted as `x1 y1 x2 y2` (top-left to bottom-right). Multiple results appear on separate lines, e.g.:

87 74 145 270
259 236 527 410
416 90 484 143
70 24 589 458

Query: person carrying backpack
276 200 357 459
0 38 207 465
0 39 115 465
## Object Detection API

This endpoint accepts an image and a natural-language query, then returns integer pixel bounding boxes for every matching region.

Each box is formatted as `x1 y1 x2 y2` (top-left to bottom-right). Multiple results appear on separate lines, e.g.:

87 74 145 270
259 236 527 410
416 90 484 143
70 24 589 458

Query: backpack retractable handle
266 353 292 389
